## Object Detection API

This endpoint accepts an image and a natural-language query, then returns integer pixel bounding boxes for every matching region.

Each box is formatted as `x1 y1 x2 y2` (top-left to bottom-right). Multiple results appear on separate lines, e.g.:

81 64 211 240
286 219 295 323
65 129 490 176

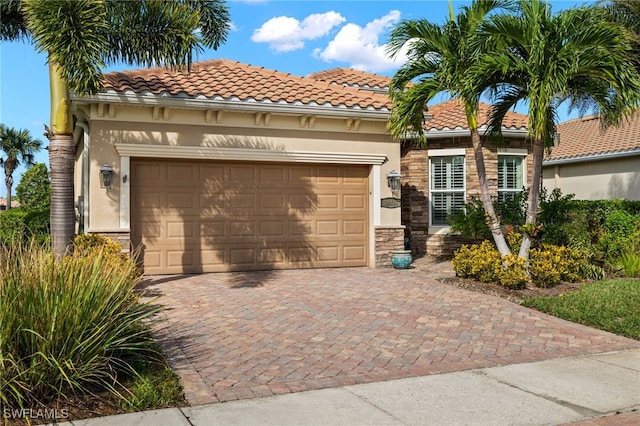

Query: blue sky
0 0 589 197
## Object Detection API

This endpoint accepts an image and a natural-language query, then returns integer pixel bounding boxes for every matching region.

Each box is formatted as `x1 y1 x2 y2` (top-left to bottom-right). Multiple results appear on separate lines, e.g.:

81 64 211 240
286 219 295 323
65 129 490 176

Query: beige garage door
131 159 369 274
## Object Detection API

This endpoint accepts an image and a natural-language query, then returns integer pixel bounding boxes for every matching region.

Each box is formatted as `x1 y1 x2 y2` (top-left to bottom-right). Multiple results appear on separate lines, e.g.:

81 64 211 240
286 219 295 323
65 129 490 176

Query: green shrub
16 163 50 211
616 251 640 278
0 242 158 408
537 189 576 246
529 244 582 288
495 254 528 289
452 240 500 282
448 198 492 240
598 212 640 264
0 207 50 246
579 263 606 281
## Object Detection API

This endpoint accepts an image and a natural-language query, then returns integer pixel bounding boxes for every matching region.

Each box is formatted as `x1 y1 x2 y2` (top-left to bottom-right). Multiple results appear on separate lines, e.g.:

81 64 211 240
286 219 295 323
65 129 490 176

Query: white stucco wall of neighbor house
542 155 640 201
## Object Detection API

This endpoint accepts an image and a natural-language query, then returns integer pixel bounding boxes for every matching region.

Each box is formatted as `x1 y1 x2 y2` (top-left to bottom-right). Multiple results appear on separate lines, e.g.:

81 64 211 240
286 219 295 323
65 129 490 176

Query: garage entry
131 158 369 274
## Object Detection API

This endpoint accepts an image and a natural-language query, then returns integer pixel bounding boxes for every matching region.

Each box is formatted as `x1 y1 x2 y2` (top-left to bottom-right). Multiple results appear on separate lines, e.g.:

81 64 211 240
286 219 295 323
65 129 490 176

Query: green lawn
523 279 640 340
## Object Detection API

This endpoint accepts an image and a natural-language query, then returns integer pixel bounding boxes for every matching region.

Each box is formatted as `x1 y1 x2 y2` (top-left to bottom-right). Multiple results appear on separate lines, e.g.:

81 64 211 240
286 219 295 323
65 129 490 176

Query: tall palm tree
387 0 513 255
0 0 230 258
0 124 42 211
472 0 640 259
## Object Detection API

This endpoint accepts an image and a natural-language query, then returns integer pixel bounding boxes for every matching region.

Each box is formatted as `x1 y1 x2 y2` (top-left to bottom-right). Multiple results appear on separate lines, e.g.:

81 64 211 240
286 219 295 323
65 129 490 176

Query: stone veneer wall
400 146 428 256
92 232 132 255
374 226 405 266
401 137 532 258
425 234 483 258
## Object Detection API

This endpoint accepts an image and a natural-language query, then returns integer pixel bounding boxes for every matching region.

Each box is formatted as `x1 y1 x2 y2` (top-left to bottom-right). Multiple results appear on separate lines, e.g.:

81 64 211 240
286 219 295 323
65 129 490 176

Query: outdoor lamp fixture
387 170 402 198
99 163 115 189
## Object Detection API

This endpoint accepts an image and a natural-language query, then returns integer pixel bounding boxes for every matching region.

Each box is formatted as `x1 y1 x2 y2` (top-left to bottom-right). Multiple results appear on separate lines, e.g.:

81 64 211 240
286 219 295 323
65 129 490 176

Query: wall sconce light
100 163 114 189
387 170 402 198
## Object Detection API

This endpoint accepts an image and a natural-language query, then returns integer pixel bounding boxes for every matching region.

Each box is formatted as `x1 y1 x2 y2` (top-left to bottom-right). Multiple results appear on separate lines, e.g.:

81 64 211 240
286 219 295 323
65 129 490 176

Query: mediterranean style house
542 112 640 200
71 60 403 274
71 62 533 274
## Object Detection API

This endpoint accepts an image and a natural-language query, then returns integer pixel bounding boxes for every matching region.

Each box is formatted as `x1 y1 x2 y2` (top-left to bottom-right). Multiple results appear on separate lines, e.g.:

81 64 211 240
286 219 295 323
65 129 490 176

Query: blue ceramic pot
391 250 412 269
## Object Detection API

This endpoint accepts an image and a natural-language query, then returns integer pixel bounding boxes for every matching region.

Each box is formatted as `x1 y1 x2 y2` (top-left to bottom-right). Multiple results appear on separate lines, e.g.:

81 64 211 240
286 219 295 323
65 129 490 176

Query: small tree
0 124 42 211
16 163 50 210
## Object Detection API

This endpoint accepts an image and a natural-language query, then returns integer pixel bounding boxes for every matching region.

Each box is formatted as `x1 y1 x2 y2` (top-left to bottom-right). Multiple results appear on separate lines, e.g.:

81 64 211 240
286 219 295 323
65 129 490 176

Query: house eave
543 148 640 166
71 92 391 121
419 128 529 139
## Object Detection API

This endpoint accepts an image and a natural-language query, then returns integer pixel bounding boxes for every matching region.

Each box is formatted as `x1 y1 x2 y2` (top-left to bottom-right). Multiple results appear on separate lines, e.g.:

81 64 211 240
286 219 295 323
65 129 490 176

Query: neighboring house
542 112 640 200
0 198 19 211
71 60 403 274
310 69 533 258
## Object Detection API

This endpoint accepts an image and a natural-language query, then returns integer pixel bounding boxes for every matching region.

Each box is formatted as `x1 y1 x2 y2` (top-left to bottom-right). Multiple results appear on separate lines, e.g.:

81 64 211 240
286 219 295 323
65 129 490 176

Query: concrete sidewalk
54 348 640 426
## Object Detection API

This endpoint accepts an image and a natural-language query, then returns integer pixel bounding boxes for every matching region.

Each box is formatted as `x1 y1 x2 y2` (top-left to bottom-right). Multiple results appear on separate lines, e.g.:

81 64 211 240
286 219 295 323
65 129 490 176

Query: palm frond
24 0 110 94
0 0 29 41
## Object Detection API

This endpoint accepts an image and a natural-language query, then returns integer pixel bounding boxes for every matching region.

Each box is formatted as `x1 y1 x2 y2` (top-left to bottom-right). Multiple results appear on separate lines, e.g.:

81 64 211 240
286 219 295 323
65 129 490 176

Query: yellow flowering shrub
529 244 581 288
494 254 528 289
452 240 501 282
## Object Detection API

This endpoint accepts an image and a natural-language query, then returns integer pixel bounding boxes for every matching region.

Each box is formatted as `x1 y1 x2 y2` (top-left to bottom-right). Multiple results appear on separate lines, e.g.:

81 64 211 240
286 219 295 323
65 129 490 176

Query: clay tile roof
425 99 529 131
547 112 640 160
102 59 391 111
307 68 392 91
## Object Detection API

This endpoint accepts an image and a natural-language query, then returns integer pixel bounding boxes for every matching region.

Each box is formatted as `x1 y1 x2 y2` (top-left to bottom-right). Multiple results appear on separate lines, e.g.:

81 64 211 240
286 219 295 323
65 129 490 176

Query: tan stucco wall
79 104 400 240
542 156 640 200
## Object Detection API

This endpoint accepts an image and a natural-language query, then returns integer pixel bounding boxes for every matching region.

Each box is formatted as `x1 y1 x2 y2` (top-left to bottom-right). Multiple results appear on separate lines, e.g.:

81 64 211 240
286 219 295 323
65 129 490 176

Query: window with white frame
498 155 524 204
430 155 465 226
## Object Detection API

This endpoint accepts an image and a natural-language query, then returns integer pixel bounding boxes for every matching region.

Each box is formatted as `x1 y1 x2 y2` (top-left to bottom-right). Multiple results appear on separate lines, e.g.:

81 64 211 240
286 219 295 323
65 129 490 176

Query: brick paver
139 260 640 406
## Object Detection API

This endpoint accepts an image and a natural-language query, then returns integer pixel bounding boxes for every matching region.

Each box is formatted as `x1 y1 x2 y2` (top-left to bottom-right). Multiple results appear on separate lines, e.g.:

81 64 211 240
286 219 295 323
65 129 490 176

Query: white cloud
252 11 346 53
314 10 407 73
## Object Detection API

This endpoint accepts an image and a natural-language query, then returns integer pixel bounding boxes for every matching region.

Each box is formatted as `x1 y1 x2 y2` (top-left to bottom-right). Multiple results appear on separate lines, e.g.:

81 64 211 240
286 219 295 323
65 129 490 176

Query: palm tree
0 124 42 211
387 0 513 255
604 0 640 72
473 0 640 259
0 0 230 258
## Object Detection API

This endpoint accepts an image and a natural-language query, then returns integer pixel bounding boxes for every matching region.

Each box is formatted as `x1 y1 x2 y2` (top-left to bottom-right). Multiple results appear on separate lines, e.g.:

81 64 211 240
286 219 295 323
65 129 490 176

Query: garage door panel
317 167 340 182
317 194 339 210
260 221 285 236
260 194 286 209
230 248 256 265
343 194 366 210
136 192 162 209
201 220 226 237
288 194 316 210
317 220 339 236
167 193 195 210
135 164 161 181
229 166 255 183
317 246 339 262
344 220 366 236
343 245 366 262
132 160 368 273
260 166 286 183
167 165 195 182
230 220 256 236
259 248 285 264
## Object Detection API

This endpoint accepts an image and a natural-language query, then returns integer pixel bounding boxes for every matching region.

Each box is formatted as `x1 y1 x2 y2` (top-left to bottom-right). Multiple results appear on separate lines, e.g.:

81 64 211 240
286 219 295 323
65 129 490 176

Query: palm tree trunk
4 163 14 211
518 136 544 259
49 59 76 259
49 135 75 258
470 128 511 255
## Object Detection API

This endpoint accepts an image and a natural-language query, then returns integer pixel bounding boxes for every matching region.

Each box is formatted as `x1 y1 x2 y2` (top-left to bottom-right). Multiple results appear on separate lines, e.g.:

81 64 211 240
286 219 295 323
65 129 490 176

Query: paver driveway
139 260 640 405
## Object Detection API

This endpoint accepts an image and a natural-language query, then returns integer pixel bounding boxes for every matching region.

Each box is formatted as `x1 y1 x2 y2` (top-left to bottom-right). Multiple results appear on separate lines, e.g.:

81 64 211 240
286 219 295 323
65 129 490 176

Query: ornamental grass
0 241 158 410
